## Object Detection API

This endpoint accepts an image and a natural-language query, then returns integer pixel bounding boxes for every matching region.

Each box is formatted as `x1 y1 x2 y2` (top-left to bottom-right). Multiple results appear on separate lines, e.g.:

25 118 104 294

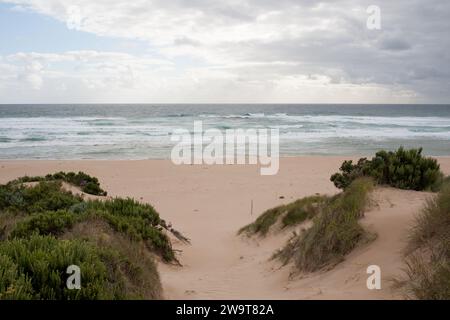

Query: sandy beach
1 157 450 299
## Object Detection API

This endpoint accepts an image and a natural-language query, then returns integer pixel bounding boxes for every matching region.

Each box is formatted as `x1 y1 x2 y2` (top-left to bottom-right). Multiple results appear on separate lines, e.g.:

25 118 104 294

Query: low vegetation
0 180 82 214
240 147 448 278
12 171 107 196
241 177 375 272
330 147 444 191
0 234 138 299
275 177 375 272
281 196 326 228
238 195 327 236
399 181 450 299
0 174 178 300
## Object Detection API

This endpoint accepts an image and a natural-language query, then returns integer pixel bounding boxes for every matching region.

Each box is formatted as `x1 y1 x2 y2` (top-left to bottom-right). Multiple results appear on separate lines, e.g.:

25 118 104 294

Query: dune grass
275 177 375 272
238 195 327 237
238 205 285 236
281 195 327 228
240 178 375 272
0 175 176 300
399 181 450 299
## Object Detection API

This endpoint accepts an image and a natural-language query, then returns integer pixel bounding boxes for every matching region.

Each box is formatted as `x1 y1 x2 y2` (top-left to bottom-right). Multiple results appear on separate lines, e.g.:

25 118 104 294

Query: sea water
0 104 449 159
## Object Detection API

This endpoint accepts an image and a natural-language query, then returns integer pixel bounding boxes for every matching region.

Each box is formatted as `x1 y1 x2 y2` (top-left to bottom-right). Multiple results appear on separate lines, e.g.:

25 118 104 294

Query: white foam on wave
198 113 450 127
0 114 449 156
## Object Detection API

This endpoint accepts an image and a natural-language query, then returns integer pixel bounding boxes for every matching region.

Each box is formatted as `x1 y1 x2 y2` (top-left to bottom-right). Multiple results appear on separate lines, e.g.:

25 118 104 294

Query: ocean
0 104 449 159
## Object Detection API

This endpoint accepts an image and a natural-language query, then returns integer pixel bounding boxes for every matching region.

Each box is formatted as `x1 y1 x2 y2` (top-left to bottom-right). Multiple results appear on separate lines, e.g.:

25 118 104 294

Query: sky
0 0 449 104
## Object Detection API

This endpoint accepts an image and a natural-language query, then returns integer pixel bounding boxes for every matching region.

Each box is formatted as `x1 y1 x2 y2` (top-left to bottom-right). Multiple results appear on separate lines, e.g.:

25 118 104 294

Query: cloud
1 0 449 103
0 50 175 99
379 37 411 51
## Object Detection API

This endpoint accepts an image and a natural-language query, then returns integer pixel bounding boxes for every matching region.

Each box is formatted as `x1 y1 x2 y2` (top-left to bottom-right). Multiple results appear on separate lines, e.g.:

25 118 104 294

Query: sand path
158 186 432 299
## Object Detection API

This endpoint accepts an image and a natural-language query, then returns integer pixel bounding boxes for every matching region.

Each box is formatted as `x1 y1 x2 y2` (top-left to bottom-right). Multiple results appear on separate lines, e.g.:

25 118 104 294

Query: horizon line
1 103 450 106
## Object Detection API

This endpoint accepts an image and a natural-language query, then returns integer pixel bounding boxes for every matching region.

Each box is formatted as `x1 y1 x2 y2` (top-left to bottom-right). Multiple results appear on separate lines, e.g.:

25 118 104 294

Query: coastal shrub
0 234 124 299
83 198 173 261
330 158 371 190
61 218 162 299
276 177 375 272
330 147 443 191
10 210 82 238
0 181 82 213
87 198 161 226
14 171 107 196
96 211 174 262
400 181 450 299
0 176 176 263
0 173 173 300
0 253 33 299
68 202 90 214
0 233 163 300
5 202 174 262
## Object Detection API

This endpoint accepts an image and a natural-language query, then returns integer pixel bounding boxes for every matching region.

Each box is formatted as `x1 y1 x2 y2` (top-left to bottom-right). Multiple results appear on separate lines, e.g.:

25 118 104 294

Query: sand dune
159 187 432 299
1 157 449 299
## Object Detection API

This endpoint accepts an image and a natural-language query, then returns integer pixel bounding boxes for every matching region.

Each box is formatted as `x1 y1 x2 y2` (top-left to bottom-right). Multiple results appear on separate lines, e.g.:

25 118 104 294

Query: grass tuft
238 195 327 237
238 205 285 236
399 181 450 299
281 195 327 228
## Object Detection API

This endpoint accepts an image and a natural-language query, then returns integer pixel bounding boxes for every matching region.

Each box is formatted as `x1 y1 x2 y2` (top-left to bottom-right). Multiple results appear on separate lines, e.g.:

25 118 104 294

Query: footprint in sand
185 290 197 295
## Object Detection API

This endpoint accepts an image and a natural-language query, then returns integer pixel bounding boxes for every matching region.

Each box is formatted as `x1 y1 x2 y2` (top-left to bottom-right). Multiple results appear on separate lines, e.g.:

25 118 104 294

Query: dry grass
275 177 376 272
398 181 450 299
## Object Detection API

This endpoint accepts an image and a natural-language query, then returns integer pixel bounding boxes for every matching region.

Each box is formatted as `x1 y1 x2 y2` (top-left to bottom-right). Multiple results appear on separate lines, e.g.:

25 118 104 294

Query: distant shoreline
2 154 450 161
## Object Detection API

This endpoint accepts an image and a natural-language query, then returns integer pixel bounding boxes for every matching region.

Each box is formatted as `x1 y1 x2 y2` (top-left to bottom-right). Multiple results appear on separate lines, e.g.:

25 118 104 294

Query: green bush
0 253 33 299
11 210 81 238
84 198 173 261
331 147 443 191
277 177 375 272
0 181 82 213
0 235 124 300
0 173 172 300
7 200 174 262
330 158 371 190
0 178 176 263
15 171 107 196
87 198 161 226
96 212 173 262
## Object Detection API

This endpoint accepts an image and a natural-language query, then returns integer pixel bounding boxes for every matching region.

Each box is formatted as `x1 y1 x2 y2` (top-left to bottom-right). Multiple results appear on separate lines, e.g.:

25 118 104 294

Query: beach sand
1 157 450 299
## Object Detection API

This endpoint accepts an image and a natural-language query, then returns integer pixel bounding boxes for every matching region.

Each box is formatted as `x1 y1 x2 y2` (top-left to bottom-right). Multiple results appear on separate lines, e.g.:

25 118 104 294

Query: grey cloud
1 0 450 103
379 37 411 51
173 37 201 47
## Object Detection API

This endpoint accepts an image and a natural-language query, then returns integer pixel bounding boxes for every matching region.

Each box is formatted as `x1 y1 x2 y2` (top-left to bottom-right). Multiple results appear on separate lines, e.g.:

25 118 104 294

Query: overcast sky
0 0 449 103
